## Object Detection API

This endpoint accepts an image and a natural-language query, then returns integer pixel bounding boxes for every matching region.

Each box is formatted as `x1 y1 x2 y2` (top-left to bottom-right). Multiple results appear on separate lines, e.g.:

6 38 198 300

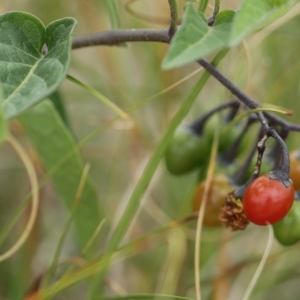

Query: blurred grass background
0 0 300 299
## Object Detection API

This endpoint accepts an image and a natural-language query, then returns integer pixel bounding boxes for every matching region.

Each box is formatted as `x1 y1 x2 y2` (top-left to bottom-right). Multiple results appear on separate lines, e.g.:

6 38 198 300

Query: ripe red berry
243 174 294 225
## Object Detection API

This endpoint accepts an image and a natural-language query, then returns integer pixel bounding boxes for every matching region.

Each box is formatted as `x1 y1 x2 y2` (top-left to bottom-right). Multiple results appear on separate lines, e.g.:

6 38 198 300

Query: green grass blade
0 197 29 248
33 51 228 300
105 0 120 29
198 0 209 13
88 50 229 297
42 164 91 288
67 74 132 124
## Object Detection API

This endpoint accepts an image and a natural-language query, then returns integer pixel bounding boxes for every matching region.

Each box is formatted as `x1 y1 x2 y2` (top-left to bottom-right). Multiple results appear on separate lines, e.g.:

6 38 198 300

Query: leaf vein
2 56 44 106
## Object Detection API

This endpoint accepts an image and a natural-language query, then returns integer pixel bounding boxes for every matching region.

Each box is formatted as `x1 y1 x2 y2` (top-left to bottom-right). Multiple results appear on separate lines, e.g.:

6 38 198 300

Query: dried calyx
219 192 249 230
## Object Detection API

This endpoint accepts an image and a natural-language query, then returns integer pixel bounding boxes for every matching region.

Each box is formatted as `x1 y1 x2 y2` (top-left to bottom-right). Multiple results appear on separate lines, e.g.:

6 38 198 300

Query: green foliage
162 4 235 69
163 0 297 69
0 12 76 118
0 1 300 300
18 100 103 248
87 51 228 299
229 0 297 46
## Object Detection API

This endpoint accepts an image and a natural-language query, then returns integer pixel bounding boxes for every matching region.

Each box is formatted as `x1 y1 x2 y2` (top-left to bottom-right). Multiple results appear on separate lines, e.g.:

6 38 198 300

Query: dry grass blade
0 135 39 262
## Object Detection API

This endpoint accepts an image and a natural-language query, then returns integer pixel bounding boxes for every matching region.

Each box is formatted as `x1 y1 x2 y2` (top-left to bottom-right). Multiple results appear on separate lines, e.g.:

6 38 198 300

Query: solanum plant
0 1 300 300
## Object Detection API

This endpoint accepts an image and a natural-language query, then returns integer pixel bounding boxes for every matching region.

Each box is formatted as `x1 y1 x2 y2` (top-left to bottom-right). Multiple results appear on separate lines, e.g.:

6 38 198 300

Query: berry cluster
164 101 300 246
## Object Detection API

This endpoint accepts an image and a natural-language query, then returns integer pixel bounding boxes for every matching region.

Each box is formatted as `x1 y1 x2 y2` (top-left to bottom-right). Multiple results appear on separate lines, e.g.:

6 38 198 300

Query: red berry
243 174 294 226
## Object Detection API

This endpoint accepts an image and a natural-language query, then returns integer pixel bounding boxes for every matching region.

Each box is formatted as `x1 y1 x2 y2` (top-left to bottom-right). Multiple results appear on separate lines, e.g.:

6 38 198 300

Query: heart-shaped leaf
162 4 235 69
229 0 297 46
0 12 76 118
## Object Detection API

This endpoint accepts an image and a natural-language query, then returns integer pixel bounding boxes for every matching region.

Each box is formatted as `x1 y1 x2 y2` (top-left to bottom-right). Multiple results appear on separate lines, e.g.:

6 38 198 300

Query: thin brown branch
72 29 171 49
198 59 300 132
168 0 178 37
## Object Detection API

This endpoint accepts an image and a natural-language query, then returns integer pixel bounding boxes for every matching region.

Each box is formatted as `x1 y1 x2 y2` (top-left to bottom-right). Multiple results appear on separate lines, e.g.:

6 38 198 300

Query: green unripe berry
165 126 210 175
273 201 300 246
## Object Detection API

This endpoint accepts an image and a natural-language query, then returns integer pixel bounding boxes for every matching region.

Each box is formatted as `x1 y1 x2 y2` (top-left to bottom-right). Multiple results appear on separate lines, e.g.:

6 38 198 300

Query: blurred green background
0 1 300 299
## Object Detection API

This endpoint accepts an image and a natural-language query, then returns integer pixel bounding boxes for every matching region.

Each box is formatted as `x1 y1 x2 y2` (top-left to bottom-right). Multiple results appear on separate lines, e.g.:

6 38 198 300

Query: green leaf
162 4 234 69
18 100 103 248
229 0 297 46
0 12 76 119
